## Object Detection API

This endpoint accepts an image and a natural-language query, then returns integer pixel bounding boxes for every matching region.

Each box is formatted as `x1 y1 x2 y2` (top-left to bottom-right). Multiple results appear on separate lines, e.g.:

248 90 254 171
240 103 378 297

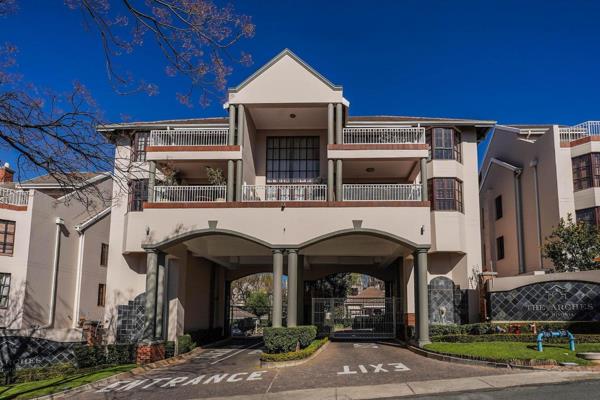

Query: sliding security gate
312 297 396 339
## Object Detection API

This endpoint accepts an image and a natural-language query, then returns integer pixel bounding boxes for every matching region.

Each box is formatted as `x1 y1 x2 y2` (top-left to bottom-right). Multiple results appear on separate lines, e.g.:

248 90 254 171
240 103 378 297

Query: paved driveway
73 339 512 399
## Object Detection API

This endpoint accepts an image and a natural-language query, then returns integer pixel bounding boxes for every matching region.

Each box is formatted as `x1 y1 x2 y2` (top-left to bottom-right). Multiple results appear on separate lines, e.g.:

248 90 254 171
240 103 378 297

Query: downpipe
41 217 64 329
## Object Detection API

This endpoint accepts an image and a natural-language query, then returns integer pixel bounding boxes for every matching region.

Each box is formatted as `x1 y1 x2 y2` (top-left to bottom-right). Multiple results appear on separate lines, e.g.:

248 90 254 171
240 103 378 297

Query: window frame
128 179 149 212
495 195 503 220
576 207 600 227
426 128 462 162
131 132 150 162
100 243 109 267
427 178 464 212
266 136 320 184
496 236 505 261
97 283 106 307
0 220 15 256
0 273 11 309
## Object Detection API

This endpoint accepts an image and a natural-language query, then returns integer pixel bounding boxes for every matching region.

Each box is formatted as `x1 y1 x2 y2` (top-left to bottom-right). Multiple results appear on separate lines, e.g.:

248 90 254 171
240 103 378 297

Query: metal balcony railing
342 184 422 201
0 187 28 206
152 185 226 202
242 184 327 202
559 121 600 142
149 128 229 147
342 127 426 144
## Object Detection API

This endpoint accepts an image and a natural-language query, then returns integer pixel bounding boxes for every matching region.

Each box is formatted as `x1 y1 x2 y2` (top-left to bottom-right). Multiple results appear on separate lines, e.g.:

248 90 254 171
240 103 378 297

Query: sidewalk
196 370 600 400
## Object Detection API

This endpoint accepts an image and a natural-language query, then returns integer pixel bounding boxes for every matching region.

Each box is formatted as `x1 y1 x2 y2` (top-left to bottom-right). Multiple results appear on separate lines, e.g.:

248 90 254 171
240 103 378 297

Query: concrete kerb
37 337 234 400
260 339 330 368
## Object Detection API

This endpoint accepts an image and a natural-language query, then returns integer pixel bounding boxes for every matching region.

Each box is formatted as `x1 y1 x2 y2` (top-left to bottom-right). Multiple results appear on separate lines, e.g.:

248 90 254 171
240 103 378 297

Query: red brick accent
327 144 429 151
146 145 241 152
561 136 600 148
0 166 13 183
144 201 431 209
0 203 26 211
404 313 416 326
136 342 166 365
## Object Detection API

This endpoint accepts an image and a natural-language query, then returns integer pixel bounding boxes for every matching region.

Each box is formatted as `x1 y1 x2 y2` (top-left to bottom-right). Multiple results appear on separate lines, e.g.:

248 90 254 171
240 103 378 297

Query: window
572 153 600 191
0 273 10 308
266 136 320 183
496 236 505 261
0 220 15 256
100 243 109 266
131 132 150 162
495 196 503 220
427 178 464 212
426 128 462 162
576 207 599 227
128 179 148 212
97 283 106 307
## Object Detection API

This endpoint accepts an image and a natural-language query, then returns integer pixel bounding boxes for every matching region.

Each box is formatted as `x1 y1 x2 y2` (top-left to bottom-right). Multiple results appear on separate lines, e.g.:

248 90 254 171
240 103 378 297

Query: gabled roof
75 206 111 233
229 48 343 93
19 172 110 189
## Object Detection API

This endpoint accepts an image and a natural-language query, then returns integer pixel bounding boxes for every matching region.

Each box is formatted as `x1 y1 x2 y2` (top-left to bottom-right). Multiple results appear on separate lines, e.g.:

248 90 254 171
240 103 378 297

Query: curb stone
36 337 234 400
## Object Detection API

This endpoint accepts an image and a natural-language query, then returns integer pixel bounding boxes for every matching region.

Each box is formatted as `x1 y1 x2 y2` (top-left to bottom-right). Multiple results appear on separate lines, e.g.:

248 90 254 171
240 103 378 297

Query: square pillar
154 252 166 340
143 250 159 340
335 160 343 201
272 249 283 328
227 160 235 202
413 248 430 347
287 250 298 327
420 158 428 201
228 105 236 145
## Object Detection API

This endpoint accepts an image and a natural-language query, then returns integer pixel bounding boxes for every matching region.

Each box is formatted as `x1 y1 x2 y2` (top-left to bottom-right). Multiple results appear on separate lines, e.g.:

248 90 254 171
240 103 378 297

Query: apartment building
0 166 112 341
100 49 493 347
479 121 600 277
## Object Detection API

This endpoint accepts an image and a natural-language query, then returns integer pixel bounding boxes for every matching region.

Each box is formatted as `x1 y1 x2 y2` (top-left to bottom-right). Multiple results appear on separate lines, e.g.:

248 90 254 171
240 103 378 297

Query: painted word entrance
312 297 397 339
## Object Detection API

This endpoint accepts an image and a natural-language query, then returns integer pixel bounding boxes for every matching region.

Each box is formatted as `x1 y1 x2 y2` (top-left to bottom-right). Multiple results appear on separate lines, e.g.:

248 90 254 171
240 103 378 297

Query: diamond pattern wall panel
429 277 458 324
116 293 146 343
0 336 84 369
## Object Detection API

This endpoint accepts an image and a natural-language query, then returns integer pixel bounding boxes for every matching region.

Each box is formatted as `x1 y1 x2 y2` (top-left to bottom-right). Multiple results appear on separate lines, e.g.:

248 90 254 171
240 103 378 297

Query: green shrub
73 345 107 368
429 322 600 337
260 338 328 362
177 334 196 354
263 326 317 354
430 334 600 343
164 341 175 358
106 344 136 365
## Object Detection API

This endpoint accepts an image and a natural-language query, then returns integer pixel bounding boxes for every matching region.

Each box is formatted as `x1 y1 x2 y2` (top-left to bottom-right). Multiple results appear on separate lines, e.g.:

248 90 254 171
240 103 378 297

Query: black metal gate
311 297 396 339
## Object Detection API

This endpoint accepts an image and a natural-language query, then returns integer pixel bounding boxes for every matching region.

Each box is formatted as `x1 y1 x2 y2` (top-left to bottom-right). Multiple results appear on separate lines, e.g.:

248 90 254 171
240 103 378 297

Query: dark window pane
266 136 320 183
495 196 503 220
128 179 148 212
131 132 149 162
428 178 463 212
0 220 15 256
496 236 505 260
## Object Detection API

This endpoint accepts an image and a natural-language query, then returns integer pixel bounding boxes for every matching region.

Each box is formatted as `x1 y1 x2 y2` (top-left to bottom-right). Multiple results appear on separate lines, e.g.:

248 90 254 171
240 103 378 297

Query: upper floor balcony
559 121 600 143
145 127 242 161
0 187 29 210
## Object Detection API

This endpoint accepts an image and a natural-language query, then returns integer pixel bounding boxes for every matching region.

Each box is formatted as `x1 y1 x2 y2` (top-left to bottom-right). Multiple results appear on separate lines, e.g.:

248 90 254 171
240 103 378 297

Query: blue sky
2 1 600 177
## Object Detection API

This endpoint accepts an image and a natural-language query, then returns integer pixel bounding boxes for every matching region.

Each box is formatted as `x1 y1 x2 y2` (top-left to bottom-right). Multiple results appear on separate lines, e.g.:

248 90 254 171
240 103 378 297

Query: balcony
242 184 327 202
151 185 227 203
149 128 229 147
342 127 425 144
559 121 600 143
0 187 28 209
343 184 421 201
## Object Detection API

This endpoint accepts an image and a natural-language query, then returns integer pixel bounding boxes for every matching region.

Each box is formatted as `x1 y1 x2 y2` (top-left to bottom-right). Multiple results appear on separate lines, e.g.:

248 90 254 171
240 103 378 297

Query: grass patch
260 337 328 362
424 342 600 365
0 364 136 400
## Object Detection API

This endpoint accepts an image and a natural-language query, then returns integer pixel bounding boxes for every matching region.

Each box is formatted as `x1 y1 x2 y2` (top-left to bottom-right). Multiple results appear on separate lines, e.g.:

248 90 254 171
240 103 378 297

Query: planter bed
260 338 328 366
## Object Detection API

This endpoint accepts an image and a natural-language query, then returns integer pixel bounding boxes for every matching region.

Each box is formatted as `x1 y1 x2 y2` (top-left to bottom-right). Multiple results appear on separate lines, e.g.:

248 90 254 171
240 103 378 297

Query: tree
245 291 270 321
0 0 254 203
308 273 353 298
543 214 600 272
231 273 273 304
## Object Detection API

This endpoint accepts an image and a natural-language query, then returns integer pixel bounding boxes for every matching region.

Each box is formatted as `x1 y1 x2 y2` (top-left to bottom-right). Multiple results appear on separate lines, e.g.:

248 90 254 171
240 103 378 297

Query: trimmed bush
429 322 600 337
74 344 136 369
177 334 196 354
260 338 328 362
431 334 600 343
263 326 317 354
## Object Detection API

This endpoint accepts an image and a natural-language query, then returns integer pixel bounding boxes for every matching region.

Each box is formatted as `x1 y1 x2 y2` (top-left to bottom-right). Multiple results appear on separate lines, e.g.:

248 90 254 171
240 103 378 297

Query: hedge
177 334 196 354
73 344 136 369
431 334 600 343
260 338 328 362
263 326 317 354
429 321 600 337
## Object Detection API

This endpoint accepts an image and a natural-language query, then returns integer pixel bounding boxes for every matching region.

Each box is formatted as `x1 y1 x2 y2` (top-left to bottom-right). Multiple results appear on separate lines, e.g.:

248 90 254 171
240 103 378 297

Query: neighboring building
99 49 493 347
479 122 600 277
0 165 112 341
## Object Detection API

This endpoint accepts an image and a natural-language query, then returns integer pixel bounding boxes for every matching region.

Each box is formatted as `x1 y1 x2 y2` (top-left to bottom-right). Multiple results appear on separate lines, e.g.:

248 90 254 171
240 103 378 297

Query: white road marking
353 343 379 349
337 363 410 375
209 341 262 365
248 349 263 355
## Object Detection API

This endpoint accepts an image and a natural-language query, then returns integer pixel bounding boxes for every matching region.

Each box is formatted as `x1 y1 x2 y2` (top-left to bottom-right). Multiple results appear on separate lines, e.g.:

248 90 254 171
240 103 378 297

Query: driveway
73 339 513 399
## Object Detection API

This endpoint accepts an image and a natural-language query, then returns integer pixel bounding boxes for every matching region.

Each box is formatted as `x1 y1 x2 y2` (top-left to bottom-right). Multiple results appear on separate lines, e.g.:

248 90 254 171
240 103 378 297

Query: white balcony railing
152 185 226 202
0 187 28 206
242 184 327 202
343 184 422 201
559 121 600 142
342 127 426 144
149 128 229 147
